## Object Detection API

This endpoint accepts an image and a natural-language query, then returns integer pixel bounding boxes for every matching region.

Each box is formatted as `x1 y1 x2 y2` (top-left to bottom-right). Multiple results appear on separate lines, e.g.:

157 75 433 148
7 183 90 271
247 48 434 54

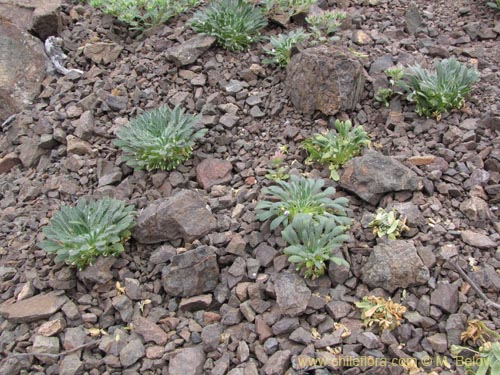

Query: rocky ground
0 0 500 374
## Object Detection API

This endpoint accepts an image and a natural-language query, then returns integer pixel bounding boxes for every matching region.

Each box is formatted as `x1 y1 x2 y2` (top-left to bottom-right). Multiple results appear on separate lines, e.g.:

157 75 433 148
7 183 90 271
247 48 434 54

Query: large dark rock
361 240 430 293
162 246 219 297
340 151 420 205
0 19 48 123
285 45 365 116
0 0 62 40
133 190 216 244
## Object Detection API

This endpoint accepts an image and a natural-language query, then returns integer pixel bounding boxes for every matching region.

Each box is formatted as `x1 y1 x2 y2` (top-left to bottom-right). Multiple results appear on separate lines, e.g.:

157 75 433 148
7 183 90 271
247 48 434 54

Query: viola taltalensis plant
89 0 201 31
302 119 371 181
375 66 405 107
282 214 350 279
190 0 268 51
40 198 135 270
262 0 317 18
114 105 206 171
368 208 409 240
451 321 500 375
402 57 479 120
255 175 351 230
355 296 407 332
265 150 290 182
305 9 347 44
263 28 309 67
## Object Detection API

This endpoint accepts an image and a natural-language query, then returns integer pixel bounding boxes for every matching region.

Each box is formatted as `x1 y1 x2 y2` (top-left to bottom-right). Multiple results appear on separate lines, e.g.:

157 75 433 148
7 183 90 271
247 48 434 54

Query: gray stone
201 323 222 352
340 151 420 205
255 243 278 268
357 332 381 349
73 111 94 140
18 137 47 168
427 333 447 353
168 346 206 375
286 46 365 116
289 327 313 345
32 335 60 364
446 314 465 346
405 2 424 34
133 190 216 243
58 353 83 375
219 113 240 128
83 42 123 64
112 295 134 323
431 282 459 314
77 256 116 284
361 240 430 293
196 158 232 190
132 316 168 345
162 246 219 297
0 18 47 123
119 339 145 367
0 266 16 281
0 293 66 323
274 272 311 317
262 350 291 375
326 301 352 320
149 244 176 265
460 196 491 222
166 35 216 67
461 230 497 249
272 317 300 335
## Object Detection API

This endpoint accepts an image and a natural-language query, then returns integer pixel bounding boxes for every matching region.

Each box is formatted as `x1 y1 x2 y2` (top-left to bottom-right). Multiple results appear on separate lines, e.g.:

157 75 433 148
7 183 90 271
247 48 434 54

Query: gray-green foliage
263 0 316 17
487 0 500 10
263 28 309 67
375 66 405 106
114 106 206 171
255 175 351 230
89 0 200 30
283 214 350 279
190 0 267 51
40 198 135 270
305 10 346 44
368 208 409 240
302 119 371 181
403 57 479 119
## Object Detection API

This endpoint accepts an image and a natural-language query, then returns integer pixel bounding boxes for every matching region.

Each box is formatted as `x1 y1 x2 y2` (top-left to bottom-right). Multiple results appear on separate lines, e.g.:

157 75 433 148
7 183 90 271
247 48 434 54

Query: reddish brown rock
196 158 232 190
132 316 168 345
0 152 21 174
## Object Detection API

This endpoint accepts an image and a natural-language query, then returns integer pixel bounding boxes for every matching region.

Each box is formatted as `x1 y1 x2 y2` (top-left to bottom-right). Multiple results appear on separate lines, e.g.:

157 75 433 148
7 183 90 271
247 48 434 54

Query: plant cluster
302 119 371 181
368 208 409 240
451 320 500 375
263 28 309 67
403 57 479 120
305 9 347 44
89 0 200 30
40 198 135 270
265 149 290 182
256 175 352 278
114 105 207 171
262 0 317 17
375 66 405 107
356 296 407 332
190 0 267 51
282 214 349 279
255 175 351 230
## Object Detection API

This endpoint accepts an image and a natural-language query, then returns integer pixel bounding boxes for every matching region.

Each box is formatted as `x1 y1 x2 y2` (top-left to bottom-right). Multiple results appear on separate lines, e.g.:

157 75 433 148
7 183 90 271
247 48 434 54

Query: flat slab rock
165 35 216 67
196 158 232 190
168 346 205 375
0 293 67 323
133 189 216 244
361 240 430 293
340 151 420 205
